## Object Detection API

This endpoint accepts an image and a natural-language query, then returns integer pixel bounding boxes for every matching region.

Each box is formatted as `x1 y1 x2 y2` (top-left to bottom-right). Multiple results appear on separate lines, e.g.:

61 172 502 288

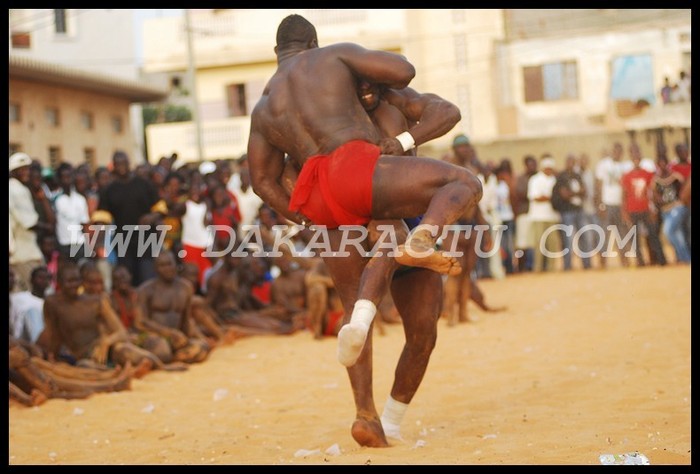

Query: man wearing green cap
451 133 482 176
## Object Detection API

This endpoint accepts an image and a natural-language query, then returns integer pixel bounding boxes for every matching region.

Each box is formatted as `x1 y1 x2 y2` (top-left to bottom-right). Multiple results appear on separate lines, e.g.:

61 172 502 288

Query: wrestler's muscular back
252 43 414 165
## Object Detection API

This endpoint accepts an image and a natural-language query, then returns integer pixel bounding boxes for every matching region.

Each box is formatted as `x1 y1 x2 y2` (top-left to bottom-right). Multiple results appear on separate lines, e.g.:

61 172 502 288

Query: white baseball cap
540 157 556 169
198 161 217 175
9 152 32 171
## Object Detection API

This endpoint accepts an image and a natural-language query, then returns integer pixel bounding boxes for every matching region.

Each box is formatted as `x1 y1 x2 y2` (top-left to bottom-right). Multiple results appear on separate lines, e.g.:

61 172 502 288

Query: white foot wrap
337 299 376 367
381 396 409 440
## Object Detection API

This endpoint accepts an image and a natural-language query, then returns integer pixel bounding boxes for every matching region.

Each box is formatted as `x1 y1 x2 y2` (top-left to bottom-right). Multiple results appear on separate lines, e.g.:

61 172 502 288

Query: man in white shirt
477 162 504 279
227 160 264 227
9 152 46 292
527 156 561 272
54 162 90 262
672 70 691 102
9 266 49 344
595 142 634 268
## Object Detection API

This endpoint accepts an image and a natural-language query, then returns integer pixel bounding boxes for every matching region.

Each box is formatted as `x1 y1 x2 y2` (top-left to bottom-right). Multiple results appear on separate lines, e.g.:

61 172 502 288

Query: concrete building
141 9 691 169
9 55 167 168
8 9 167 164
481 9 692 166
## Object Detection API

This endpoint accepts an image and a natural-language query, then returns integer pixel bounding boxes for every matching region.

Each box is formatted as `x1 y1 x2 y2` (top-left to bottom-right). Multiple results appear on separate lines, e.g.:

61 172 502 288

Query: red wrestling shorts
288 140 381 229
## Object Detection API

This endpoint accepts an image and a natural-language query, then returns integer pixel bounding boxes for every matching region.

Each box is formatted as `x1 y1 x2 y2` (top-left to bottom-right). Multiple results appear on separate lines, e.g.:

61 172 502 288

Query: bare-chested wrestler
109 265 193 369
206 252 295 335
247 15 481 447
179 262 238 345
301 257 346 339
137 251 211 364
247 15 482 378
39 264 159 378
439 205 507 325
269 251 309 327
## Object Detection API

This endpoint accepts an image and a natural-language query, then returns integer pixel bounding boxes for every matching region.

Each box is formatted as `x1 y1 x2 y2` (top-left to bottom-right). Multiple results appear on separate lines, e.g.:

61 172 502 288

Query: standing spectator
527 156 560 272
476 161 503 279
209 184 240 251
595 142 633 268
85 210 118 293
494 162 515 274
181 181 214 289
578 153 604 268
513 155 538 272
93 166 113 216
450 133 481 175
38 234 61 295
27 162 56 243
660 77 673 105
680 176 691 248
154 172 187 255
621 144 667 267
552 154 591 271
9 152 46 292
672 70 691 102
210 160 242 225
98 151 159 286
671 142 692 179
652 156 691 264
229 164 264 228
54 163 90 263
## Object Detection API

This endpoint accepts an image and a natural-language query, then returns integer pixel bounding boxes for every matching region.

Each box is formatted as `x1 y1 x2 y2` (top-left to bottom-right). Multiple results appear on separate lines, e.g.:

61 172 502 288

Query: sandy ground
8 264 691 465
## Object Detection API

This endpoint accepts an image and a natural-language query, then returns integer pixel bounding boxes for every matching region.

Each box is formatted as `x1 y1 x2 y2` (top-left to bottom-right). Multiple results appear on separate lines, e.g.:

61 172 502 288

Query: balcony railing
146 116 251 164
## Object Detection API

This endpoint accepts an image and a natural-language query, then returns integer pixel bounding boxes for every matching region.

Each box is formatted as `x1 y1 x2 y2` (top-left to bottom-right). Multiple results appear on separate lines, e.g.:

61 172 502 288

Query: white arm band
395 131 415 152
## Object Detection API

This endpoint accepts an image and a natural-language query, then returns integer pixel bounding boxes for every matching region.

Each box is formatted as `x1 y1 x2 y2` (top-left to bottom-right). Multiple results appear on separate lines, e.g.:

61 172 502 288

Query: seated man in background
37 263 159 377
137 251 212 364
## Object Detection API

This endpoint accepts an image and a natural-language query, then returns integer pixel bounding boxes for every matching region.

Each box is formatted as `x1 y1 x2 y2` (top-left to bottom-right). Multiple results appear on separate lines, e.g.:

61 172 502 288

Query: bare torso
252 44 387 167
44 294 104 360
208 268 242 315
140 278 191 330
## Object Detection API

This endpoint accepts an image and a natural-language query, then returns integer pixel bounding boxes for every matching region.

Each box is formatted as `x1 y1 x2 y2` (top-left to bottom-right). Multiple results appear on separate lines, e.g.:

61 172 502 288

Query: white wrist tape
395 131 415 152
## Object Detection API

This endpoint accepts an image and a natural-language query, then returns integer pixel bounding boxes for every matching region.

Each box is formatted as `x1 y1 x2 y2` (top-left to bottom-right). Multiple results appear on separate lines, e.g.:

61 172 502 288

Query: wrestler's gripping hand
379 137 404 156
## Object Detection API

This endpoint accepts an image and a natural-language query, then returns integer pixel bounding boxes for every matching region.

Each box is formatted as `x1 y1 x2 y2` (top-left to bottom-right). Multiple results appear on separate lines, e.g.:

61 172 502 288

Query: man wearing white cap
9 152 46 291
527 155 561 272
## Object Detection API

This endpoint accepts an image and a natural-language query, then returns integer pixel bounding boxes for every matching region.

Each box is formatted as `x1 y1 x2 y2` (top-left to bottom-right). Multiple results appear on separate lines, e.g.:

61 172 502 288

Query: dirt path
9 265 691 465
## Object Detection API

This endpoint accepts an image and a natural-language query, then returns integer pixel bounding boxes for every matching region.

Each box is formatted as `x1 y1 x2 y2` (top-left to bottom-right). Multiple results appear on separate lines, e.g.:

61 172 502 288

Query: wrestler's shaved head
276 14 317 48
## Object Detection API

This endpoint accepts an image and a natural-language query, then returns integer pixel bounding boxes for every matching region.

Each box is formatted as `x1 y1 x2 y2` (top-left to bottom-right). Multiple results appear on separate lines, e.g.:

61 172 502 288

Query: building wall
10 9 151 163
9 78 136 168
143 9 406 73
405 9 505 146
9 9 137 79
142 9 690 165
504 9 691 41
500 25 692 139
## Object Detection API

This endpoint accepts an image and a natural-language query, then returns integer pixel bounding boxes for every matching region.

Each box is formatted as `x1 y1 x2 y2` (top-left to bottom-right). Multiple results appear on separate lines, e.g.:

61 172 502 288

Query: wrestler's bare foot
222 328 239 345
351 418 390 448
161 362 189 372
30 389 48 406
133 358 153 379
395 233 461 276
337 323 368 367
174 344 201 363
112 361 133 391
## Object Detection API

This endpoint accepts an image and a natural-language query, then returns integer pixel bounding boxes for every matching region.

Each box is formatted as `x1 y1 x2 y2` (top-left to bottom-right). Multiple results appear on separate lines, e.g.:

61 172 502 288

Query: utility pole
185 9 204 162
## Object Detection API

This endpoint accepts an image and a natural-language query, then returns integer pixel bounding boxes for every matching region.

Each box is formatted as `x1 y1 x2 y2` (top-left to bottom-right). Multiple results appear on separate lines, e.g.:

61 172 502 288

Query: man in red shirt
670 142 691 179
621 143 667 267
